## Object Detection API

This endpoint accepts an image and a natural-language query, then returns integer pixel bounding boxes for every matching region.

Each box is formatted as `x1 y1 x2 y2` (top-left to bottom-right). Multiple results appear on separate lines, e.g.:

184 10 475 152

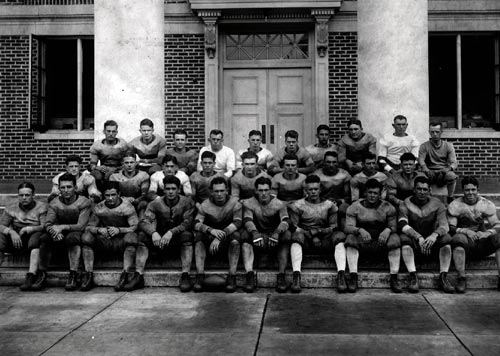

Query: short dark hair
393 115 407 123
139 118 154 128
102 181 120 193
248 130 262 137
364 178 382 192
163 175 181 188
210 176 228 189
201 151 216 161
285 130 299 140
283 154 298 163
122 151 137 161
104 120 118 129
316 124 330 134
414 175 430 188
209 129 224 138
400 152 416 162
347 119 362 129
18 181 35 194
323 151 338 160
461 176 479 188
173 129 188 138
429 122 443 130
255 176 272 189
241 151 258 162
305 174 320 185
363 152 377 162
58 173 76 186
162 154 178 165
65 155 82 165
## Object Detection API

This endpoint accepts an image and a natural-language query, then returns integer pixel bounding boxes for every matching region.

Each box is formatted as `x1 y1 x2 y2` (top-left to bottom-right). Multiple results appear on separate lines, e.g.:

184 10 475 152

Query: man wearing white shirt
149 155 192 199
378 115 419 173
236 130 273 171
197 130 236 178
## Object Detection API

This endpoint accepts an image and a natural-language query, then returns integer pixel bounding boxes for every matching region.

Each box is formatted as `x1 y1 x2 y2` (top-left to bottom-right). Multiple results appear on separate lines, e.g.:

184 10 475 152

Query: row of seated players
0 149 498 294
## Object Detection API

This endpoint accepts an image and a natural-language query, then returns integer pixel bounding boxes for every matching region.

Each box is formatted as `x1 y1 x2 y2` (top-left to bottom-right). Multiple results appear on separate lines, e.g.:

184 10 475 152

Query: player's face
414 182 430 202
323 156 338 173
365 187 381 204
305 182 321 201
401 160 415 175
393 119 408 136
283 159 298 175
123 157 137 173
248 135 262 151
348 124 362 139
463 183 479 204
139 125 154 141
201 158 215 173
66 161 81 176
317 129 330 145
242 158 257 176
104 188 120 208
59 180 76 200
363 159 377 173
18 187 34 207
285 137 298 152
174 134 187 150
429 125 442 142
209 134 223 151
211 183 228 204
256 184 271 204
162 161 177 176
164 183 179 201
103 125 118 141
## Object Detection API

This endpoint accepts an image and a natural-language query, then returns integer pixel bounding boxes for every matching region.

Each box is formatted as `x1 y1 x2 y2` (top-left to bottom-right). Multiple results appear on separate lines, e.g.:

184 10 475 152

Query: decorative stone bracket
312 9 335 58
198 11 221 59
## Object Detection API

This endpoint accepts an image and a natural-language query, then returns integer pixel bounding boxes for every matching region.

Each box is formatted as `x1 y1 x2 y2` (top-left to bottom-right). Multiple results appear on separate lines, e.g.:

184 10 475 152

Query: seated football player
386 153 422 207
236 130 273 171
289 175 347 293
41 174 91 291
89 120 129 189
313 151 351 229
344 179 402 293
0 182 49 291
398 176 453 293
337 119 377 175
128 118 167 175
448 176 500 293
190 151 225 209
268 130 315 176
241 177 291 293
109 152 150 214
49 155 101 203
231 151 270 201
197 129 236 178
350 152 388 201
162 129 199 176
80 181 139 292
305 125 337 170
193 177 242 293
270 154 306 203
149 155 192 200
137 176 195 292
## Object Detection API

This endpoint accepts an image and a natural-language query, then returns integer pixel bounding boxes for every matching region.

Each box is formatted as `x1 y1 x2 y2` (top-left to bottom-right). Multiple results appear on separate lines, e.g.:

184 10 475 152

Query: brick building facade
1 0 499 180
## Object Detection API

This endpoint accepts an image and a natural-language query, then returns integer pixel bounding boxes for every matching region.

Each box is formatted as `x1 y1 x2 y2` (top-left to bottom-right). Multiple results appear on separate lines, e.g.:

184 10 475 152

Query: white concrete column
357 0 429 144
94 0 164 141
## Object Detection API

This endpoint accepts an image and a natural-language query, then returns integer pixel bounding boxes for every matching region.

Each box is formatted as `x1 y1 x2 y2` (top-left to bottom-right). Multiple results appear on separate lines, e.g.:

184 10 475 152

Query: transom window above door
225 33 309 61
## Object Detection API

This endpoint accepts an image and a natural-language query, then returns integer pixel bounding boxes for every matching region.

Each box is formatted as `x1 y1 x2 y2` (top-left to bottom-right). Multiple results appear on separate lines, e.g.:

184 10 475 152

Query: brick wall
328 32 358 142
448 138 500 178
164 34 205 148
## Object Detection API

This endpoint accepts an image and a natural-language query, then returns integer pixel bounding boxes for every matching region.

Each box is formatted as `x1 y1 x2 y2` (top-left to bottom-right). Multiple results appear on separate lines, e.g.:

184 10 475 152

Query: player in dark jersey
81 181 139 291
193 177 242 292
345 179 402 293
109 152 150 215
448 176 500 293
128 118 167 174
137 176 195 292
305 124 337 170
162 129 199 176
271 154 306 203
41 174 91 291
337 119 377 175
268 130 315 175
0 182 49 291
386 152 423 207
398 176 453 293
149 154 192 199
241 177 291 293
289 175 347 293
350 152 388 201
190 151 225 208
231 151 270 200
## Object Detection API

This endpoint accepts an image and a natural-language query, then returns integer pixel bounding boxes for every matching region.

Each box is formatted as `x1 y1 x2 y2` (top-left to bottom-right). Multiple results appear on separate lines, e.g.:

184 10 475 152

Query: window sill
442 129 500 139
34 130 94 140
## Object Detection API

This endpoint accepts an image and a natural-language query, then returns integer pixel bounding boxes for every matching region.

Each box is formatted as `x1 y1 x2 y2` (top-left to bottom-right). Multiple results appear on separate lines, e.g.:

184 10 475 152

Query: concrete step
0 268 497 289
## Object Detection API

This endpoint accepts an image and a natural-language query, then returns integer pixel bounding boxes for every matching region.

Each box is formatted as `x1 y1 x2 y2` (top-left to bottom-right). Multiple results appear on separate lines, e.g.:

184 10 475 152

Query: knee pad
451 233 468 249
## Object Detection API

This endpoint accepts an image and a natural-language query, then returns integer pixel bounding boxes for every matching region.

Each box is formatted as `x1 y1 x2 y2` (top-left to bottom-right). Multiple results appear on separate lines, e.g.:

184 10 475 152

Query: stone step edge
0 269 497 289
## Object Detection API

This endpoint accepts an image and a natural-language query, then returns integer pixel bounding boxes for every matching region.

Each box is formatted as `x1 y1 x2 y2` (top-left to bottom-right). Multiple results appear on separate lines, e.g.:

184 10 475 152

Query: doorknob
261 125 266 144
270 125 275 144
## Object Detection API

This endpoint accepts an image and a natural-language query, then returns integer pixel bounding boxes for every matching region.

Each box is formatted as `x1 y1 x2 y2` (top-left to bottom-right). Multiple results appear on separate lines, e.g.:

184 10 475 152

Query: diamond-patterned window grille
226 33 309 60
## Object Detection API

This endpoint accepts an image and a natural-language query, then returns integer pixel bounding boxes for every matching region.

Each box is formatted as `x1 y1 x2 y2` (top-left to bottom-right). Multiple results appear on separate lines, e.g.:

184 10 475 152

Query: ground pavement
1 287 499 356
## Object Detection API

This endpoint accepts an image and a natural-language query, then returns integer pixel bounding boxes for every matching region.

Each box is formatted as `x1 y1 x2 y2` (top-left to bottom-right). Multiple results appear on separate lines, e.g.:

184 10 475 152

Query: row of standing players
1 116 498 294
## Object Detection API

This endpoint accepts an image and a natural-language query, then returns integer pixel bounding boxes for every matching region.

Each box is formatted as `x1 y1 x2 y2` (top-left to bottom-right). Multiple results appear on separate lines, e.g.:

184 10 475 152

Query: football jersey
162 147 198 175
386 171 422 206
236 147 273 171
0 201 48 231
190 171 225 203
305 143 338 167
346 199 396 238
289 198 338 230
52 171 100 198
271 173 306 202
350 171 388 201
195 196 242 230
128 135 167 161
398 196 448 237
140 195 195 235
337 132 377 163
313 168 351 202
109 170 150 199
231 170 270 200
46 195 91 231
242 196 289 233
268 146 314 172
89 138 129 167
447 196 500 232
149 170 192 196
87 199 139 230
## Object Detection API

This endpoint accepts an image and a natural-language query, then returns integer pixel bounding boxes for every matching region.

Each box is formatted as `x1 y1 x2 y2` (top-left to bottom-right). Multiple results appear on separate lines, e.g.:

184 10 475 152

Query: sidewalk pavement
1 287 499 356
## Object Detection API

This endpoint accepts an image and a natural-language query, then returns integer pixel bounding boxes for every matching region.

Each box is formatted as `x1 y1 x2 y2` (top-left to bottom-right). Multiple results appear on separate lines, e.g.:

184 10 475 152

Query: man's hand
48 225 65 236
9 230 22 249
107 227 120 237
358 228 371 242
98 228 110 239
312 237 321 248
210 238 221 255
252 232 264 248
159 231 173 249
18 227 32 237
378 228 391 245
152 232 161 247
269 233 279 248
275 222 288 234
463 228 479 241
421 234 437 255
476 231 490 240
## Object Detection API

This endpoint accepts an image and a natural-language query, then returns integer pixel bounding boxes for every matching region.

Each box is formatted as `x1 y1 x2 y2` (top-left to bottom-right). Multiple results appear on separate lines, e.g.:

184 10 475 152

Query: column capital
198 11 221 59
312 9 334 58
